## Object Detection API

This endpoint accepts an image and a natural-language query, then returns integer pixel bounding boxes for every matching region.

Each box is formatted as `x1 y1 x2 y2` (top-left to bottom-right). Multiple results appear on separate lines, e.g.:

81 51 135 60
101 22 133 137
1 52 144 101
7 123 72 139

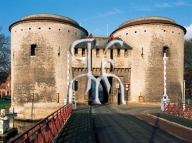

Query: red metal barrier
164 102 192 119
9 104 72 143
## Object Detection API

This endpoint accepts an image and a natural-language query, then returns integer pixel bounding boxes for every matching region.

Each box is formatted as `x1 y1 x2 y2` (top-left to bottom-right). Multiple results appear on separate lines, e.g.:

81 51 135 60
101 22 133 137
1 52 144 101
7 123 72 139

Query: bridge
9 103 192 143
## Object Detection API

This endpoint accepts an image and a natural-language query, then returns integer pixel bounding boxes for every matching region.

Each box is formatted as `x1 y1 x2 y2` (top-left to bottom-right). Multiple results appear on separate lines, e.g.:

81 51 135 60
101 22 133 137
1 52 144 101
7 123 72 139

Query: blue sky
0 0 192 39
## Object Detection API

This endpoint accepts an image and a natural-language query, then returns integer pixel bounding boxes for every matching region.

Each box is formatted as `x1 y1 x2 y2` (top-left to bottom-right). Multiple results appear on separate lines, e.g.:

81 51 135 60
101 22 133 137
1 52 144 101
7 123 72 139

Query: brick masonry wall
113 23 184 102
71 42 132 104
11 17 87 120
72 67 130 104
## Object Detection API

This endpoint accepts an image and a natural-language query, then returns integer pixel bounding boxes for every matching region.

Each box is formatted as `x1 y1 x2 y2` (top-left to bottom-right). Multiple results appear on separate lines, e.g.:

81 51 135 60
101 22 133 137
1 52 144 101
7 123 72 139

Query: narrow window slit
31 44 36 56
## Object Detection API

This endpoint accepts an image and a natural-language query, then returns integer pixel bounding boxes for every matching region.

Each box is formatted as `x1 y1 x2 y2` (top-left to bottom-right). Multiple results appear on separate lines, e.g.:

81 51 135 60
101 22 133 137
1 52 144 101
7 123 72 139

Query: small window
29 28 31 30
31 44 36 56
126 33 128 35
96 49 99 56
58 47 60 56
117 49 120 56
124 49 128 56
75 48 78 55
163 47 169 57
82 48 85 56
135 31 137 33
57 93 59 103
144 30 146 32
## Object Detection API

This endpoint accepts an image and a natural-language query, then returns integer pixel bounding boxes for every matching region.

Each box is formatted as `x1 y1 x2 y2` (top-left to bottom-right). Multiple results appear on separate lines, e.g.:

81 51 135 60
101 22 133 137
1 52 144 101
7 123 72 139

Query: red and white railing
164 102 192 119
9 104 72 143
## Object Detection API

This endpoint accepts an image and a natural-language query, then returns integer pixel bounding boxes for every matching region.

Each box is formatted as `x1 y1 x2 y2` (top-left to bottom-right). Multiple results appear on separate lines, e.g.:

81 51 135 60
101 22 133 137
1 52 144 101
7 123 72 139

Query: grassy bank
0 100 11 109
150 113 192 128
185 98 192 104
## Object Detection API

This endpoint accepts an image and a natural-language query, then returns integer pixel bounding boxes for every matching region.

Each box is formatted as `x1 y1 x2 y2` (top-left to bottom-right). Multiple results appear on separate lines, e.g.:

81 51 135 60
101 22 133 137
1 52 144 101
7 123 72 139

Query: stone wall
10 14 87 120
113 21 185 102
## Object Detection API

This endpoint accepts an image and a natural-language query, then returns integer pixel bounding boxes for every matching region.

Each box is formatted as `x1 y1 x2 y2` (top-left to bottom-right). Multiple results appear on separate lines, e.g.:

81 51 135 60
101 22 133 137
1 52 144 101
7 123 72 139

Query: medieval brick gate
72 68 131 105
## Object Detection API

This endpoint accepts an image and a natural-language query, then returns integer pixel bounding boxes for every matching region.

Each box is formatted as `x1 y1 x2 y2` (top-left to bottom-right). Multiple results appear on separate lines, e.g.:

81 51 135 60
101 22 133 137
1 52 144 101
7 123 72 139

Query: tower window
163 47 169 57
117 49 120 56
75 48 78 55
96 49 99 56
82 48 85 56
124 49 128 56
31 44 36 56
58 47 60 56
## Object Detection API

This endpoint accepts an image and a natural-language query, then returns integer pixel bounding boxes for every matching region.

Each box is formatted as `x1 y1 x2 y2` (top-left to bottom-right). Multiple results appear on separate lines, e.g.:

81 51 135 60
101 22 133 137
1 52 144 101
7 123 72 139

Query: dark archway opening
89 77 112 104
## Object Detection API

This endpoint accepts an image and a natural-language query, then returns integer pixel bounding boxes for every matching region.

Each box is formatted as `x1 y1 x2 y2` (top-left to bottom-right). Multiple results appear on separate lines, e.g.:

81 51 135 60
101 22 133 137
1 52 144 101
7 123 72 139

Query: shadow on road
54 106 96 143
149 113 160 143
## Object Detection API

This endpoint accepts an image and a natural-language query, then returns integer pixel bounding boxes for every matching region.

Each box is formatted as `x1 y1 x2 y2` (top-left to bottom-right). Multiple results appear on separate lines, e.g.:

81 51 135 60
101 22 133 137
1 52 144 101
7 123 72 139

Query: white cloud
155 3 172 8
97 8 122 17
185 24 192 39
131 1 189 11
174 1 188 6
82 8 123 22
155 1 188 8
129 5 154 11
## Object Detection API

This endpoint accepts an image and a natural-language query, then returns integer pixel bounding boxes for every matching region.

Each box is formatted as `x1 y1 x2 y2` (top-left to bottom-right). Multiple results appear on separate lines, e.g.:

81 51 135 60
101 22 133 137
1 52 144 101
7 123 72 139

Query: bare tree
0 26 11 73
184 38 192 81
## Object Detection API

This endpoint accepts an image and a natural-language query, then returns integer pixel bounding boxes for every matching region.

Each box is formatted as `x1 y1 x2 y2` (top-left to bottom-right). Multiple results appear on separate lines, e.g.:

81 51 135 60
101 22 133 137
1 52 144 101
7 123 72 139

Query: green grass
0 100 11 109
150 113 192 128
185 98 192 104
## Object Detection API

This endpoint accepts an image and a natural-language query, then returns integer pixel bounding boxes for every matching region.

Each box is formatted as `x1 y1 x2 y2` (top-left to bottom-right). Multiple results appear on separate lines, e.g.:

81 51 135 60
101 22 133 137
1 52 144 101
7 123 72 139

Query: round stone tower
9 14 88 120
112 16 186 102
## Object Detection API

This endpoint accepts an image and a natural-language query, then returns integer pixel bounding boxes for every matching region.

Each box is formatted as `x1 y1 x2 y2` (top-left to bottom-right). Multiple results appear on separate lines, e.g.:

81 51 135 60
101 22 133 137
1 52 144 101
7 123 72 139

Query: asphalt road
92 104 187 143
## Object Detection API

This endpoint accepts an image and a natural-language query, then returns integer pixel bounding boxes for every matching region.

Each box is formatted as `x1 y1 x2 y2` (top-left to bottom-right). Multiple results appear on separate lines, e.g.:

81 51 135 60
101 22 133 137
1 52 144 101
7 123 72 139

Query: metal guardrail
164 102 192 119
9 104 72 143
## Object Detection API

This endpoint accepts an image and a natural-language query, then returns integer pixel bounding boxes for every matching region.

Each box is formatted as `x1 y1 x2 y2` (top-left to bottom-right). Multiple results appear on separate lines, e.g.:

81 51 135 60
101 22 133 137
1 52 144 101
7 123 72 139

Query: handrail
9 104 72 143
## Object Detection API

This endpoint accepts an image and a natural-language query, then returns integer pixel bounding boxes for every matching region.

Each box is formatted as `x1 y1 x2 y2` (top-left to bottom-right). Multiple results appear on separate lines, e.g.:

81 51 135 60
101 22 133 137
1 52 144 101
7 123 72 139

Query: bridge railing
9 104 72 143
164 102 192 119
